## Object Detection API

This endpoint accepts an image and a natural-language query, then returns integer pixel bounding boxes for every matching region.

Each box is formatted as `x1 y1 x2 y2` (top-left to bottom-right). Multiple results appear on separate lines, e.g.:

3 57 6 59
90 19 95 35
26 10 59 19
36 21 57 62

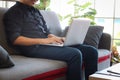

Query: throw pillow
0 45 15 68
83 26 104 48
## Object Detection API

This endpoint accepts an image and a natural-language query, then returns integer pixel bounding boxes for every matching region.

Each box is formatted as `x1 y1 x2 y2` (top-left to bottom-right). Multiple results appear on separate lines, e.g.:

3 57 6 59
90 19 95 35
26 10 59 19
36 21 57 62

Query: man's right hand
45 36 64 44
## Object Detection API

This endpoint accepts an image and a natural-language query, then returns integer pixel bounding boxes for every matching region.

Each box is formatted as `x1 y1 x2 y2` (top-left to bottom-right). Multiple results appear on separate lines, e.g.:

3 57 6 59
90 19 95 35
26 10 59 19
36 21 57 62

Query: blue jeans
19 44 98 80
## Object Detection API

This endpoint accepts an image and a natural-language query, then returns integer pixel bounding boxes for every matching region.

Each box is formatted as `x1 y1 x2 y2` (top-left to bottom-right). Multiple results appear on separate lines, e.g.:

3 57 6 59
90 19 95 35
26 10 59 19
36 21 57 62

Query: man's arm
13 36 49 46
13 34 64 46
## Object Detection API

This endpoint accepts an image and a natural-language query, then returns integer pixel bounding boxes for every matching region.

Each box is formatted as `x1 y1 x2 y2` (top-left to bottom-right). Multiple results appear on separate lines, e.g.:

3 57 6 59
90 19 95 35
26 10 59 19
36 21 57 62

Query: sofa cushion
0 55 67 80
84 26 104 48
0 45 14 68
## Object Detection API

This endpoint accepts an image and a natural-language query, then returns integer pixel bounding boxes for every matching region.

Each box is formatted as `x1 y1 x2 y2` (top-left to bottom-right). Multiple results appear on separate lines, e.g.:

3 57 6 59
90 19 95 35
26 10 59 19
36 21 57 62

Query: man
3 0 98 80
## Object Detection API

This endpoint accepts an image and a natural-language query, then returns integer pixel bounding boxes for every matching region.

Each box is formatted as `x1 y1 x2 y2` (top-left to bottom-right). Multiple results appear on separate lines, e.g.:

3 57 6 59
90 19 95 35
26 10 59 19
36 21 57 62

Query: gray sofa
0 7 111 80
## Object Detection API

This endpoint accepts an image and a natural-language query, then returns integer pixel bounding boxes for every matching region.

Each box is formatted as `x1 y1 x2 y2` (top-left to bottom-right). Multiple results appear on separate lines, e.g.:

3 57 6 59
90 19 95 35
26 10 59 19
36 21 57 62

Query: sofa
0 7 111 80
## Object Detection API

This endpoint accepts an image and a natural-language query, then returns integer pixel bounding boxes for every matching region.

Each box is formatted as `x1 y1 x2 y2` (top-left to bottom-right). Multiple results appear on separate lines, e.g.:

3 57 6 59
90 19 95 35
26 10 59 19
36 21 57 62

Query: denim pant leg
71 44 98 80
19 45 82 80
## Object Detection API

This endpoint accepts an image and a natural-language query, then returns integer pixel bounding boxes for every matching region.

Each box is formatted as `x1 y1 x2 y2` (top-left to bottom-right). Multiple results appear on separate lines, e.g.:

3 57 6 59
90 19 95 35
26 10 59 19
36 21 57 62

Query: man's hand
47 34 65 44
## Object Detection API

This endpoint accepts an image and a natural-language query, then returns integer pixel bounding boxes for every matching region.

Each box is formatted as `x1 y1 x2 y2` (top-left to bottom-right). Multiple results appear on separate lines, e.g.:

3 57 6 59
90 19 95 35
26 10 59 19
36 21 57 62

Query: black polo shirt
3 1 50 45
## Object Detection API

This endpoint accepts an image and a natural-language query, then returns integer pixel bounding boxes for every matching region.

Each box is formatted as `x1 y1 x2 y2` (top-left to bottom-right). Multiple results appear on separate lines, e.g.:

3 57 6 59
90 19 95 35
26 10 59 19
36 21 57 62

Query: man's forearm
13 36 48 46
13 34 64 46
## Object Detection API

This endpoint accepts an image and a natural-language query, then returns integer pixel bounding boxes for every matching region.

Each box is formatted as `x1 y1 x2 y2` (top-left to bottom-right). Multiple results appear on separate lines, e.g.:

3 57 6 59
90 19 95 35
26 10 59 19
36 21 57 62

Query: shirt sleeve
3 10 23 44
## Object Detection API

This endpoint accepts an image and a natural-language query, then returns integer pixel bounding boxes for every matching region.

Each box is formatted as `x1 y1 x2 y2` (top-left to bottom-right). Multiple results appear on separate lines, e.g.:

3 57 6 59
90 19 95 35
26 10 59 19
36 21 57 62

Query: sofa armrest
98 33 111 50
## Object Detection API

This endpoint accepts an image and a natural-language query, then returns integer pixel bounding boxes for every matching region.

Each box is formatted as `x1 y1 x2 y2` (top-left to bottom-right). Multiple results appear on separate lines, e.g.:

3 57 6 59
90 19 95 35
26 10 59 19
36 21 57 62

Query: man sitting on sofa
3 0 98 80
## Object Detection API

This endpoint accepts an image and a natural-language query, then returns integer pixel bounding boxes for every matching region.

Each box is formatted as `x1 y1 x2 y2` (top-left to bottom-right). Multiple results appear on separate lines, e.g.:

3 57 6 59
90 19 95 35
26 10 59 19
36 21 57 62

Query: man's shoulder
4 5 22 18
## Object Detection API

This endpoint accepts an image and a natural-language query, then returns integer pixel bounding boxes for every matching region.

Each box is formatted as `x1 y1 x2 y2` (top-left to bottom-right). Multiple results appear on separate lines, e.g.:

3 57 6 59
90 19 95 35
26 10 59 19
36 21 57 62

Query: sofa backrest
0 7 18 55
0 7 63 54
40 10 62 36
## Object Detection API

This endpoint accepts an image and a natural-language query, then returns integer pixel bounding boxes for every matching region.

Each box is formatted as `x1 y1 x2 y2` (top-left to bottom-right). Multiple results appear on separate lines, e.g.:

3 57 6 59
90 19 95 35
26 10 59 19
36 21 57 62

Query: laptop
45 18 90 47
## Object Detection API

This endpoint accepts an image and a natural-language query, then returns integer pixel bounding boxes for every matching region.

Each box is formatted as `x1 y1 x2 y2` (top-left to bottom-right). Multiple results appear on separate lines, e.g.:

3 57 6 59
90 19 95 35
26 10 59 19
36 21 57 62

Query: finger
55 39 63 44
61 37 65 42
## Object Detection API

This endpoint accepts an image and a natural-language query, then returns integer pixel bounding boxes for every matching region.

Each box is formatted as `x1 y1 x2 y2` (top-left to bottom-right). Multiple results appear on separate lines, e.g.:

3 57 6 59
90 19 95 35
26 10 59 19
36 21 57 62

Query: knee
87 46 98 58
69 48 82 59
68 48 82 63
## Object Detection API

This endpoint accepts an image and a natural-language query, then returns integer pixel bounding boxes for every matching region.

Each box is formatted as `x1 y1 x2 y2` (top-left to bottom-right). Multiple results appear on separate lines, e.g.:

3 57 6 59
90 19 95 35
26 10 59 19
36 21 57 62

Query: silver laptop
45 18 90 46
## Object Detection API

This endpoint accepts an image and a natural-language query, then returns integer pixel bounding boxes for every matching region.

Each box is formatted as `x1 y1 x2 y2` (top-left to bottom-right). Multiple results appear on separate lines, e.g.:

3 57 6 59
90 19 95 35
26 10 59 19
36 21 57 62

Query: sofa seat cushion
98 49 111 71
0 55 67 80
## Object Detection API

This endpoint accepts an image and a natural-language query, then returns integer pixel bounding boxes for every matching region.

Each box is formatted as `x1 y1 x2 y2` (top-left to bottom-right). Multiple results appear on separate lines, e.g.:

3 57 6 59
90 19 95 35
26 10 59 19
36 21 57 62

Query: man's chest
23 11 44 26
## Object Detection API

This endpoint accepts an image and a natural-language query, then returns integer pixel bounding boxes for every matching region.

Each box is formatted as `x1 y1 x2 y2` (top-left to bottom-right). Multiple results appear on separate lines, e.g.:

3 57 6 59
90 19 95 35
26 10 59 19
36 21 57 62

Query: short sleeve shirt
3 1 50 44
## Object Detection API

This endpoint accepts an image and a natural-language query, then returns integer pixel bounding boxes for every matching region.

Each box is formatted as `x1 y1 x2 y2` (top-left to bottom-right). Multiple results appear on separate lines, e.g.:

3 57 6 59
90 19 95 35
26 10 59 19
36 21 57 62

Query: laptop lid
63 18 90 46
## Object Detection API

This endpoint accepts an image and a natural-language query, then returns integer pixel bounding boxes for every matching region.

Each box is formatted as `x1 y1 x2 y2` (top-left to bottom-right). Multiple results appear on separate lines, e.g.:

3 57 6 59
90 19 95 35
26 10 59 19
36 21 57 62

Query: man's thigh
22 45 82 62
